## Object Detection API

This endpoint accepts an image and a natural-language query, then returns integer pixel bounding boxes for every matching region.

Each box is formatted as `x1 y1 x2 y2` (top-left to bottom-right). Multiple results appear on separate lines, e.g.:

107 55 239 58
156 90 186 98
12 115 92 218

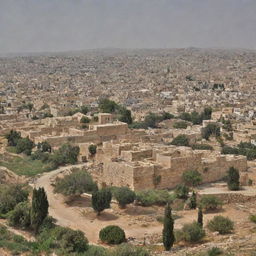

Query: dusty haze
0 0 256 54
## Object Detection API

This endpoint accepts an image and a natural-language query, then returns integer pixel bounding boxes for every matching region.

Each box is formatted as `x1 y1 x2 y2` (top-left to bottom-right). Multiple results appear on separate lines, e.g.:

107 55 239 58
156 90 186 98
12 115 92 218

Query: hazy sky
0 0 256 53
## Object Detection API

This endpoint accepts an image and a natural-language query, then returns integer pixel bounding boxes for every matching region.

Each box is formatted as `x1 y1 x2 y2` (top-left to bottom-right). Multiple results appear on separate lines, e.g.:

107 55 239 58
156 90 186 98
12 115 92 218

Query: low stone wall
198 192 256 204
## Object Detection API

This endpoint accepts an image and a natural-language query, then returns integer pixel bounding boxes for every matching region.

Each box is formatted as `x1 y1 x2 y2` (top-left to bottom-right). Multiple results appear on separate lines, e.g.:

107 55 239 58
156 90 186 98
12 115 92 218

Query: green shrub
135 190 175 206
113 187 136 208
5 130 21 147
54 170 98 196
54 226 89 253
178 222 205 243
99 225 126 245
49 143 80 168
249 215 256 224
31 150 50 162
174 184 189 199
207 247 223 256
207 216 234 234
192 144 213 150
182 170 202 187
173 121 188 129
171 134 189 146
227 167 240 191
83 245 108 256
0 184 29 214
37 141 52 153
81 116 91 123
88 144 97 155
8 202 31 229
16 137 34 155
111 243 149 256
200 195 222 212
92 188 112 215
201 123 220 140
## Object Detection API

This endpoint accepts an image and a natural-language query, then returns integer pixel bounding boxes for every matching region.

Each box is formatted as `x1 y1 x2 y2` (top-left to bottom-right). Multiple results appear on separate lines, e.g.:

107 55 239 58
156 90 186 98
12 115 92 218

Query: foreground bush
249 214 256 224
54 169 98 196
135 190 175 206
113 187 136 208
111 243 150 256
53 226 89 253
207 247 223 256
207 216 234 234
0 184 28 214
200 195 222 212
99 225 126 245
8 202 31 229
176 222 205 243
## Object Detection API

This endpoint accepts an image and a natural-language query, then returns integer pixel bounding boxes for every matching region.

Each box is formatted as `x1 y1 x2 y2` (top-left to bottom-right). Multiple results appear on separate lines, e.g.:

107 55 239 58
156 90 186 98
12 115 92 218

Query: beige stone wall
101 161 135 189
94 123 128 137
121 149 152 162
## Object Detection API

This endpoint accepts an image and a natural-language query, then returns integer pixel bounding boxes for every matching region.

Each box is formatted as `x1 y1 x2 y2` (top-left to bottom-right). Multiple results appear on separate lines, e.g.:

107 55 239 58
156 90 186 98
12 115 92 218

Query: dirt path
33 165 162 244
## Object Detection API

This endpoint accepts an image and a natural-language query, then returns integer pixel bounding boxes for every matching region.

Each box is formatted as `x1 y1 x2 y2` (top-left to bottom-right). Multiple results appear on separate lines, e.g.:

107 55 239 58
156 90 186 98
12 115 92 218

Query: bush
37 141 51 153
92 189 112 215
31 150 50 162
135 190 175 206
49 143 80 168
200 195 222 212
192 144 213 150
207 247 223 256
227 167 240 191
174 184 189 199
201 123 220 140
83 245 108 256
207 215 234 234
171 134 189 146
0 184 29 214
249 214 256 224
16 137 34 155
5 130 21 146
54 170 98 196
111 243 149 256
8 202 31 229
99 225 126 245
173 121 188 129
54 226 89 253
182 170 202 187
178 222 205 243
88 144 97 155
118 107 133 124
113 187 136 208
99 98 118 113
80 116 91 123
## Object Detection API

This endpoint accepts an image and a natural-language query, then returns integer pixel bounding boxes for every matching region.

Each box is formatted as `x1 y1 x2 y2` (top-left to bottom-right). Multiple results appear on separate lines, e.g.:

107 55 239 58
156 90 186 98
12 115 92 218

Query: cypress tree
227 167 240 191
92 188 112 215
31 187 49 234
198 206 203 227
190 191 197 209
162 203 175 251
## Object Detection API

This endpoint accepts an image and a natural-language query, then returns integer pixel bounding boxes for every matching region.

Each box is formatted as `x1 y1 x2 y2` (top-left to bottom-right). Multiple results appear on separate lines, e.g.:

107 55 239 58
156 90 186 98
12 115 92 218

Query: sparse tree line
52 167 241 252
0 183 149 255
0 166 242 255
5 130 80 170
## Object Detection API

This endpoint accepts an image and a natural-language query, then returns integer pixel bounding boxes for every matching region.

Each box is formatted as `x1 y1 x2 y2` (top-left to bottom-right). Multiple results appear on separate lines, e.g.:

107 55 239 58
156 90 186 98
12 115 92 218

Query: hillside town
1 48 256 256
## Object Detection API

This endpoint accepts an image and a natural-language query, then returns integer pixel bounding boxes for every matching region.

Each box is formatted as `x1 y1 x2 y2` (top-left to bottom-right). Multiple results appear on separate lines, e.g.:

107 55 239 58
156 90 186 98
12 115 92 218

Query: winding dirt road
33 165 162 243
